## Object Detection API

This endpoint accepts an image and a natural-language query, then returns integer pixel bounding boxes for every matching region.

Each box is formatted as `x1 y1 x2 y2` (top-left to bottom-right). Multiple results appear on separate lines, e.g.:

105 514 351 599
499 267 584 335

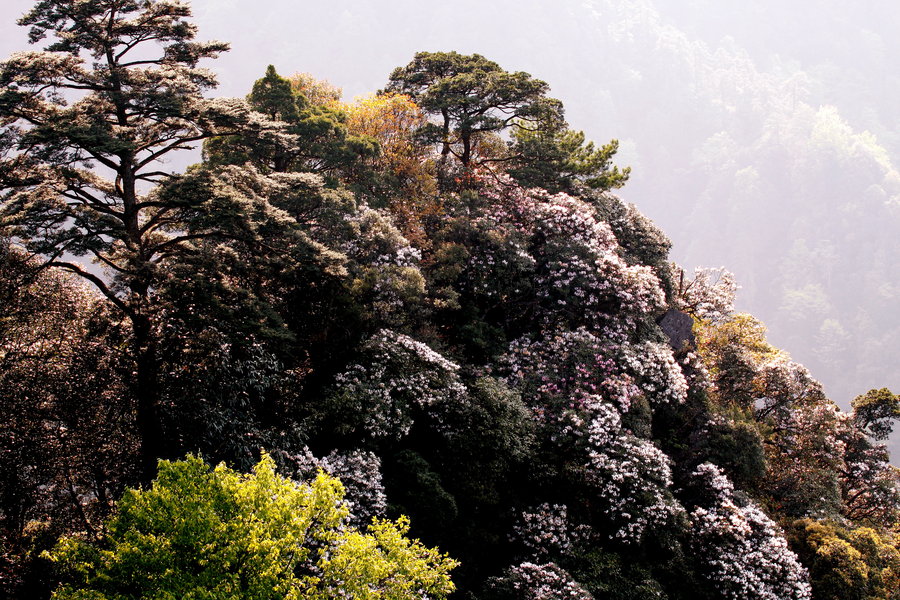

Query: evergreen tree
0 0 295 481
386 51 563 168
204 64 378 176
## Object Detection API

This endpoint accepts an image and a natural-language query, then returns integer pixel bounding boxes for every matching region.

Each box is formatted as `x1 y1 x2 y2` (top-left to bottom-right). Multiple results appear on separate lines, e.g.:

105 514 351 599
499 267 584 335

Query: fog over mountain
2 0 896 451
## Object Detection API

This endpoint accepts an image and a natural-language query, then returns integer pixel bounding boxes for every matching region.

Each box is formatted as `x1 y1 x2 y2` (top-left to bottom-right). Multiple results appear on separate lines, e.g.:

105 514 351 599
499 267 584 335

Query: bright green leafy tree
47 453 458 600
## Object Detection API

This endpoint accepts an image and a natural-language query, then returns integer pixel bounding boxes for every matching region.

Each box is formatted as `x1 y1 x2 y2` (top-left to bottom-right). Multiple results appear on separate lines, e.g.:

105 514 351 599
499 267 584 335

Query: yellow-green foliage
789 519 900 600
46 454 457 600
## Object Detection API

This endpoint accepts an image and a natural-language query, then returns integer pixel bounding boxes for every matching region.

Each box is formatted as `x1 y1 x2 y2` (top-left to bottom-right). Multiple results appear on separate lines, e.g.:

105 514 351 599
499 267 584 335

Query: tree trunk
132 314 165 484
461 131 472 167
440 109 451 157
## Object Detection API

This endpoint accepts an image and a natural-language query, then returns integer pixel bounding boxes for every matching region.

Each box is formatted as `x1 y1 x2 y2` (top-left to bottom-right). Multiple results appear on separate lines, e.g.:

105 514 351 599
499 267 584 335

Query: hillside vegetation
0 2 898 599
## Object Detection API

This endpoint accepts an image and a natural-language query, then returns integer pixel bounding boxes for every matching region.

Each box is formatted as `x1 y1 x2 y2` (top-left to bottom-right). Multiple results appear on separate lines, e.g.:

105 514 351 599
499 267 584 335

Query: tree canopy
47 453 458 600
386 51 563 168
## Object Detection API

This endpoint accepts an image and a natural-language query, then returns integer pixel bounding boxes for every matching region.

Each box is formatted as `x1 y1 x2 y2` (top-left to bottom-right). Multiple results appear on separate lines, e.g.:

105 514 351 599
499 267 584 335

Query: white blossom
512 503 591 559
332 330 468 439
489 562 593 600
690 463 812 600
585 404 684 542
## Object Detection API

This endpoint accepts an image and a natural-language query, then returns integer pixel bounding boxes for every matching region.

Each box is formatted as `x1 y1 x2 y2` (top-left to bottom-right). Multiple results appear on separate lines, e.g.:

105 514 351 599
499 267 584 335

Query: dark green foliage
430 377 535 506
509 126 631 193
690 415 766 492
425 214 537 361
386 51 563 168
563 548 679 600
852 388 900 441
385 450 459 537
204 65 377 177
589 190 675 297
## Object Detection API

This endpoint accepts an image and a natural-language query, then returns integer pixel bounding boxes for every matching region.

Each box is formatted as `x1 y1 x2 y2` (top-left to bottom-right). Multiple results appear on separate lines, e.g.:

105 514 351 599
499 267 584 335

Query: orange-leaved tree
344 93 440 245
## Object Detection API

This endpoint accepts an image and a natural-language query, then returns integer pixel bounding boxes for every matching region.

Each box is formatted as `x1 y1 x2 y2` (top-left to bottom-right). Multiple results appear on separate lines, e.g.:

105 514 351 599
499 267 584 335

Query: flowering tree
285 447 388 528
479 179 666 330
501 328 687 420
837 414 900 526
689 463 812 600
584 401 683 543
673 266 738 323
485 562 593 600
329 330 468 440
1 247 132 593
511 503 582 560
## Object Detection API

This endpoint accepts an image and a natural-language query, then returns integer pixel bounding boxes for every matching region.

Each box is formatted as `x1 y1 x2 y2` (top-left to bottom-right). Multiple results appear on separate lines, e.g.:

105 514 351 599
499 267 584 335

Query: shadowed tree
0 0 307 481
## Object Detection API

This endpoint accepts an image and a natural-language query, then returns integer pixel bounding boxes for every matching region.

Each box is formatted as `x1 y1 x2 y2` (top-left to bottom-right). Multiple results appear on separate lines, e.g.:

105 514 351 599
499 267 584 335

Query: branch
135 170 174 183
45 260 130 317
60 190 122 217
86 247 135 277
135 134 208 169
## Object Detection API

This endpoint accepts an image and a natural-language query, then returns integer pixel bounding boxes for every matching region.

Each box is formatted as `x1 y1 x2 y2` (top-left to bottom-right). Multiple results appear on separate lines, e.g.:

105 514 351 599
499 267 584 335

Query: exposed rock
658 308 695 350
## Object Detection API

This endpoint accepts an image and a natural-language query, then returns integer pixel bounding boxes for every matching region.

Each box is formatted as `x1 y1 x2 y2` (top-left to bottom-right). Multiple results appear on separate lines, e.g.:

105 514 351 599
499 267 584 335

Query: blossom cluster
753 354 825 419
340 207 425 325
460 220 536 300
619 341 689 405
500 328 687 411
511 503 588 559
332 330 468 439
501 328 634 412
677 349 710 391
285 447 387 528
488 562 593 600
473 175 665 329
585 402 683 542
690 464 812 600
673 266 738 323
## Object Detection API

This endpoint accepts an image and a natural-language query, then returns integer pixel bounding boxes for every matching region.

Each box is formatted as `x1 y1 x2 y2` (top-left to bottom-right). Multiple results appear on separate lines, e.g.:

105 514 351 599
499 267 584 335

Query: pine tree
0 0 260 480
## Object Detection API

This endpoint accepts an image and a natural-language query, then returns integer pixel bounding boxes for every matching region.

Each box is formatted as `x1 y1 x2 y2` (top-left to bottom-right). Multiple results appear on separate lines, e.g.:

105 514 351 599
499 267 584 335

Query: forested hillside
160 0 900 456
1 2 899 600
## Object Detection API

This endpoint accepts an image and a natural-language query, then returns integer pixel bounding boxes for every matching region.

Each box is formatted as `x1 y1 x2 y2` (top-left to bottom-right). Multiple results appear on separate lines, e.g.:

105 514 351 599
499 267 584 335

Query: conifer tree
0 0 273 480
386 51 563 168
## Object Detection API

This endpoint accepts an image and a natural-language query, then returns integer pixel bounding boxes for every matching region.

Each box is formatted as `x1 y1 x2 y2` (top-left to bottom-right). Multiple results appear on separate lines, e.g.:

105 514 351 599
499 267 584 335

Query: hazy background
2 0 898 452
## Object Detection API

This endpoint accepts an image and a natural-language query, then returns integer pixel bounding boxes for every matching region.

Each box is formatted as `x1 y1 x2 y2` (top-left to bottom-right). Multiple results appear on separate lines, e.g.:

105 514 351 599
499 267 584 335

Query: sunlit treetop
47 453 459 600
